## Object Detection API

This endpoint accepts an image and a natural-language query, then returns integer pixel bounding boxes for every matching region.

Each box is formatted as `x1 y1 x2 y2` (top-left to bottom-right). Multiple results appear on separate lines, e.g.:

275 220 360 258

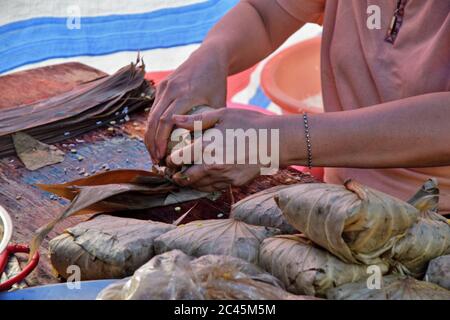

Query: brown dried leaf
0 59 154 156
13 132 64 170
31 169 211 260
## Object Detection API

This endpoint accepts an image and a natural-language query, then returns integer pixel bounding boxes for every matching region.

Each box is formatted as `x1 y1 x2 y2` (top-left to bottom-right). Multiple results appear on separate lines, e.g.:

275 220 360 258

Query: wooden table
0 63 315 286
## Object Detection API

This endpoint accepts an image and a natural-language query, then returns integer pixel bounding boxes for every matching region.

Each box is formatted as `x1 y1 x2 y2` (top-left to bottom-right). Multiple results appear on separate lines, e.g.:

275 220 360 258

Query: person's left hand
166 108 288 192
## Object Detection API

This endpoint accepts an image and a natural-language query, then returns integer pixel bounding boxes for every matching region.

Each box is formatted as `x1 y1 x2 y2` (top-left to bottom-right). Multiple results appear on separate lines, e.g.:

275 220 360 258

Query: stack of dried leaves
0 58 154 157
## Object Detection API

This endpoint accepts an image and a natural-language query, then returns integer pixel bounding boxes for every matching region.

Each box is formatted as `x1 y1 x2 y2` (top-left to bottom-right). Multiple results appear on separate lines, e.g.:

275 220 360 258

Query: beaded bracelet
302 113 313 169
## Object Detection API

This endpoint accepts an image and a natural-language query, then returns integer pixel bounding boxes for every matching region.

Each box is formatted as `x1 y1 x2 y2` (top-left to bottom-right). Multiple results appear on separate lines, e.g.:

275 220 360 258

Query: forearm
197 0 304 75
280 92 450 168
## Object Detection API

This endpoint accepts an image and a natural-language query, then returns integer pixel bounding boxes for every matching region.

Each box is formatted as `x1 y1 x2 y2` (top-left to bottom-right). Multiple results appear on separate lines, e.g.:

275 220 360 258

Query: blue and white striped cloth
0 0 321 111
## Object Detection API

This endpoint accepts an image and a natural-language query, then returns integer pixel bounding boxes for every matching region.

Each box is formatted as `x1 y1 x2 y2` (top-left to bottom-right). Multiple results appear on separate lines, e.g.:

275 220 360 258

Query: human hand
145 46 228 164
166 108 296 192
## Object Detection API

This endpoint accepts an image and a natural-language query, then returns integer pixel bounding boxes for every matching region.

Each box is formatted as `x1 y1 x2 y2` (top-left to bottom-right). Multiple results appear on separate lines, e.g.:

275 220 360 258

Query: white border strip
1 0 206 26
0 205 13 254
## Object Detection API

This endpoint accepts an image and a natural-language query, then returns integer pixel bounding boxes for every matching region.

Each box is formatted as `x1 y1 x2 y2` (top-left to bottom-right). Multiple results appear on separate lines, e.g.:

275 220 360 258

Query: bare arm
203 0 306 75
145 0 305 163
168 92 450 190
285 92 450 168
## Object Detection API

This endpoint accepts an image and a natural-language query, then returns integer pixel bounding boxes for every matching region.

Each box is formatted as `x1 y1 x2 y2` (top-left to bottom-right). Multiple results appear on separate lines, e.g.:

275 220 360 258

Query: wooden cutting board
0 63 315 286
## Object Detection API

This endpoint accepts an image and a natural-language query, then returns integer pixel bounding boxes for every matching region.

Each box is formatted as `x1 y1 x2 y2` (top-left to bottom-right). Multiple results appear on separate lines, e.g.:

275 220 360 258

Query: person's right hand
144 46 228 164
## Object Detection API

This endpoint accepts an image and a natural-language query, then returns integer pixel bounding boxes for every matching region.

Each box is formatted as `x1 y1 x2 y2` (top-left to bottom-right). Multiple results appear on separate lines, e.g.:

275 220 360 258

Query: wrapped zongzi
258 235 388 297
389 179 450 277
326 275 450 300
275 180 419 265
97 250 315 300
425 255 450 290
0 59 154 157
231 185 297 234
390 210 450 277
154 219 280 263
49 215 175 280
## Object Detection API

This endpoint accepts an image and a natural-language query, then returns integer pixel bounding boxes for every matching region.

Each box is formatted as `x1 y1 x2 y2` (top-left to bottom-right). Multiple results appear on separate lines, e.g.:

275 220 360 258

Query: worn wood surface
0 63 316 286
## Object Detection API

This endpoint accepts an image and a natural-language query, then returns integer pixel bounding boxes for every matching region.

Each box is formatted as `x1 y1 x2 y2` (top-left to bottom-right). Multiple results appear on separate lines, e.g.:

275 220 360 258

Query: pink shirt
277 0 450 212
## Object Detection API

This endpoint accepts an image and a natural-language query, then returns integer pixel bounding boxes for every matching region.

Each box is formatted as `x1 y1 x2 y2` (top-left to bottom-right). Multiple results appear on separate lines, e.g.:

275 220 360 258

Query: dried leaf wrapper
49 215 175 280
97 250 315 300
31 169 211 259
326 275 450 300
276 180 419 264
154 219 280 263
425 255 450 290
231 185 297 234
258 235 388 297
390 210 450 277
12 132 64 170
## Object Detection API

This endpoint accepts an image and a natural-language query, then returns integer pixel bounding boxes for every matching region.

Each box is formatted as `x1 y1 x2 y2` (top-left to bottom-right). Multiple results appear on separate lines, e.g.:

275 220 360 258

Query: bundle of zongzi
425 255 450 290
231 185 297 234
326 275 450 300
97 250 316 300
30 169 214 259
258 235 388 297
275 180 419 265
49 215 175 280
154 219 280 263
389 179 450 277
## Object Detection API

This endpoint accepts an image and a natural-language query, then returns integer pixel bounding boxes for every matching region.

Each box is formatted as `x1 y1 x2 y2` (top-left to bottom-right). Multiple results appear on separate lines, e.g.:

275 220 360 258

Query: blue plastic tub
0 279 116 300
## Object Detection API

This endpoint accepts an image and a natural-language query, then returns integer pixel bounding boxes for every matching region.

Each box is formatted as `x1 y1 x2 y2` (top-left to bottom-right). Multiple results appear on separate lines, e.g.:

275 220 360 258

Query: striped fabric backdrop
0 0 322 112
